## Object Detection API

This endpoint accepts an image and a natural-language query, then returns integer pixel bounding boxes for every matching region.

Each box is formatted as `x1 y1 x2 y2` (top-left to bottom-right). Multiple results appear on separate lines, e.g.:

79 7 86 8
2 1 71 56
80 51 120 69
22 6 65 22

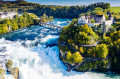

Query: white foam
40 35 59 43
57 21 66 24
5 74 14 79
0 38 117 79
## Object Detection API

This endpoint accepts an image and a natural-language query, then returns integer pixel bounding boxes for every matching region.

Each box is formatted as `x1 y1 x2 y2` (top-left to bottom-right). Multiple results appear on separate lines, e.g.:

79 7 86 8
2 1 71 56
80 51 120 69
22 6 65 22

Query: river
0 18 120 79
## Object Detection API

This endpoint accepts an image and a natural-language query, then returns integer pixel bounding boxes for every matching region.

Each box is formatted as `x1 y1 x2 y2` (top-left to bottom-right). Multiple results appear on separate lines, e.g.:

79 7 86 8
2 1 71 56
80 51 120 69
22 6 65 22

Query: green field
110 7 120 12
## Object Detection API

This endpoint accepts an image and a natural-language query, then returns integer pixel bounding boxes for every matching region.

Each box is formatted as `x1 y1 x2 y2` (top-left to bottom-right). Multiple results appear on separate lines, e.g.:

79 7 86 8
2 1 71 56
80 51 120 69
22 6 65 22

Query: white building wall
78 15 114 28
87 23 100 27
78 16 88 24
105 19 114 27
103 15 106 21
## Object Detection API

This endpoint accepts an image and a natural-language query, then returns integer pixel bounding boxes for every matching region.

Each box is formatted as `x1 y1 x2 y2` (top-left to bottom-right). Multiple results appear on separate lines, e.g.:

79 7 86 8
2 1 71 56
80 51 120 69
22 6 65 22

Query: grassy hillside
110 7 120 12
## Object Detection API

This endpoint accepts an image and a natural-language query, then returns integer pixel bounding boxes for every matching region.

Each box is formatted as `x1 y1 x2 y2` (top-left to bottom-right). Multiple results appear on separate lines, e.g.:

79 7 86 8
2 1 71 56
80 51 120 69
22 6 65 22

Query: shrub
79 47 84 54
73 52 83 63
91 19 95 23
96 44 109 58
66 51 73 64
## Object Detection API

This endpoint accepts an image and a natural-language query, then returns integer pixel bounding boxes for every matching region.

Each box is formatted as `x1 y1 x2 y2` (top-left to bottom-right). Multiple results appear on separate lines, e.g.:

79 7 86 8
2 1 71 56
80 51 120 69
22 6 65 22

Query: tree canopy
0 2 110 18
73 52 83 63
96 44 109 58
0 12 39 35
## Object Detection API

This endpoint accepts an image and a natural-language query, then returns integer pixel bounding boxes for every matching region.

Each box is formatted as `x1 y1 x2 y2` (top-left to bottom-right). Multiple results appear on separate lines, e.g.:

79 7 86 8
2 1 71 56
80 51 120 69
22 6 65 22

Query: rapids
0 18 120 79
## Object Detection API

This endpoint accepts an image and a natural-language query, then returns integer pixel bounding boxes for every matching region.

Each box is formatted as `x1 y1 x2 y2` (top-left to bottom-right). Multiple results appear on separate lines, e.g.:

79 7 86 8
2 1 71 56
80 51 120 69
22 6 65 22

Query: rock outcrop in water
0 66 5 79
10 67 19 79
6 60 19 79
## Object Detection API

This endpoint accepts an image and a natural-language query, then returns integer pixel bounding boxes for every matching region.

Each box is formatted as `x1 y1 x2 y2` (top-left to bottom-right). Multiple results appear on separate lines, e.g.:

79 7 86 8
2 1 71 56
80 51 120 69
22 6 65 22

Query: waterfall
5 74 14 79
0 18 119 79
0 38 117 79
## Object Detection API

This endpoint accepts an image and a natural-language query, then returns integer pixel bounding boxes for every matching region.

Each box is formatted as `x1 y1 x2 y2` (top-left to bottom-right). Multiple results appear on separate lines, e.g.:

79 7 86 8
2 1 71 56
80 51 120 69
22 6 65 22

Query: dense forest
0 12 39 35
40 13 53 23
58 20 120 73
0 1 110 18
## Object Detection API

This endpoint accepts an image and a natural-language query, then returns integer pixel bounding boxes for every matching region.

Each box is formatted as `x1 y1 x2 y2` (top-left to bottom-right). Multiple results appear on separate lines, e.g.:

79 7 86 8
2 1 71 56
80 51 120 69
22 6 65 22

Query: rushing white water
40 35 59 43
1 38 120 79
0 18 120 79
5 74 14 79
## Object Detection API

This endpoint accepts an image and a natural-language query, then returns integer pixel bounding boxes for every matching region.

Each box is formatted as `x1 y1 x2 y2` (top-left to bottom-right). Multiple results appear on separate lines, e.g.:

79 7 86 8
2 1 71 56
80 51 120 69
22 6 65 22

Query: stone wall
87 23 100 27
105 19 114 27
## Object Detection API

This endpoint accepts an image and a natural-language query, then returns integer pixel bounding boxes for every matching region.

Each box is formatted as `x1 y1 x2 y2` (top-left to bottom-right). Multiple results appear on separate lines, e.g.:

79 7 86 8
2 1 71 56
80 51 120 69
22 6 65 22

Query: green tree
91 19 95 23
87 48 93 56
43 13 47 18
102 36 112 45
17 0 24 3
114 39 120 52
66 51 73 64
96 44 109 58
81 24 91 33
92 7 104 15
49 16 53 22
79 47 84 54
109 27 116 33
73 52 83 63
110 30 120 41
40 17 47 23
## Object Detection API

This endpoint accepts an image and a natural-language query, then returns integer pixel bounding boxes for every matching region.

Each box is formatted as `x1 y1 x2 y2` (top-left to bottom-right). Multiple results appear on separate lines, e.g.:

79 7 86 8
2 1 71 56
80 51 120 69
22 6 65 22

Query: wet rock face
6 60 19 79
59 50 110 72
10 67 19 79
74 59 110 72
0 67 5 79
6 60 13 71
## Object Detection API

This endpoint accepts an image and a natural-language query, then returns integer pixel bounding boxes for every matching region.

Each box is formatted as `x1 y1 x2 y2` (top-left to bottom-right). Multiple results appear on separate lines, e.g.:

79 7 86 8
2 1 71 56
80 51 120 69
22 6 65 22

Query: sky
25 0 120 7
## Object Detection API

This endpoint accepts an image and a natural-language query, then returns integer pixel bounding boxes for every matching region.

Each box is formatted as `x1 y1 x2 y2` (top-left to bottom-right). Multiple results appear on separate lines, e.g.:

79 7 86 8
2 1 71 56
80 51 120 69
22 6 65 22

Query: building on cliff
78 14 114 33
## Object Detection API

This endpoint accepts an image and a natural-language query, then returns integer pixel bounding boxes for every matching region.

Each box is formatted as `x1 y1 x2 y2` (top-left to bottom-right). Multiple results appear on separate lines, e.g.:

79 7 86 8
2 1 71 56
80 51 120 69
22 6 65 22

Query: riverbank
0 12 40 79
59 49 110 72
0 12 39 35
58 17 120 74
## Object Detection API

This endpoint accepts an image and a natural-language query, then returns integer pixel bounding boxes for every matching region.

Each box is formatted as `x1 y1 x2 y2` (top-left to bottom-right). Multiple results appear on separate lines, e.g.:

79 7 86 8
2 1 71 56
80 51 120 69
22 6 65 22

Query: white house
78 16 88 25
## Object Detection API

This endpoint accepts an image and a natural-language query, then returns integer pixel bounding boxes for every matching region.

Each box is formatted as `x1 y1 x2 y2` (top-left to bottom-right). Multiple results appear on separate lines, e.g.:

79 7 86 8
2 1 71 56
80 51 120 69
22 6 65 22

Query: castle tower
102 22 106 34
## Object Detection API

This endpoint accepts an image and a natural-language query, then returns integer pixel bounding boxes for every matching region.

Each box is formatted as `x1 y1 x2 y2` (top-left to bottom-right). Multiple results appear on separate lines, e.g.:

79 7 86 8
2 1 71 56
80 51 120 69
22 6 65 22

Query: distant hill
110 7 120 12
0 1 110 18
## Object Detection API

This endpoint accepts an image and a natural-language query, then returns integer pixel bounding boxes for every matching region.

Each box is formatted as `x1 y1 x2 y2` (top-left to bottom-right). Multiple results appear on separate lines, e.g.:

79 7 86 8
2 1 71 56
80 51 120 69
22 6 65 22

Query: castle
78 14 114 33
78 15 114 27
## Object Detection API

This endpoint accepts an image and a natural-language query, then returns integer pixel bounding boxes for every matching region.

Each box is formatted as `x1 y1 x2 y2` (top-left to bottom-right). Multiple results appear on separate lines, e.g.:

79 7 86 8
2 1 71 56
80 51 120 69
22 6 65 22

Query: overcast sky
25 0 120 7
